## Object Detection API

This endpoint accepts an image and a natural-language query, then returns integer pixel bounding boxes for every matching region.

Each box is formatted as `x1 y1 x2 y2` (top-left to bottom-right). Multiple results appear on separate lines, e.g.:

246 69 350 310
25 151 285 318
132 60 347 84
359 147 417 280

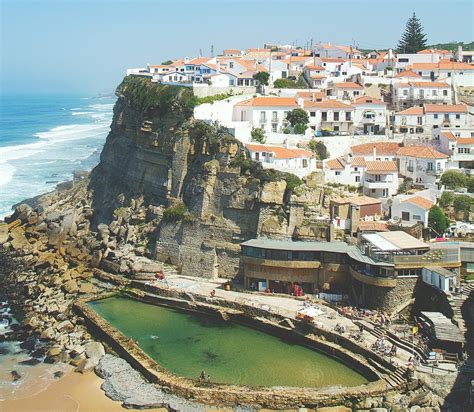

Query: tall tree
397 13 428 53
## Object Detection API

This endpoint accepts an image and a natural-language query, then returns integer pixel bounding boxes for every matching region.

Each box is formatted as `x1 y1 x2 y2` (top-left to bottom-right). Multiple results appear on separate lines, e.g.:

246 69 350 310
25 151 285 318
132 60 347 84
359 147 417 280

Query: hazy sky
1 0 473 95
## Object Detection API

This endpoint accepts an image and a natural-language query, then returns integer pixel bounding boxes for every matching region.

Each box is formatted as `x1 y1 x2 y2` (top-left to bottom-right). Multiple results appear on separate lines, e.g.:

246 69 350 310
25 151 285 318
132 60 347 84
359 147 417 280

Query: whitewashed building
392 81 451 110
422 267 457 293
439 130 474 175
352 96 387 134
397 146 449 187
232 97 297 133
245 143 316 177
304 100 354 135
391 195 434 227
328 82 364 101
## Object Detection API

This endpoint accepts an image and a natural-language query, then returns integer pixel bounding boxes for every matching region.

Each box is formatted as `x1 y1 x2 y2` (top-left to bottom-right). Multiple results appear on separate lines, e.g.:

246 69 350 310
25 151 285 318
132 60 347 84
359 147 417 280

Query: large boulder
260 180 286 204
0 223 9 244
85 341 105 359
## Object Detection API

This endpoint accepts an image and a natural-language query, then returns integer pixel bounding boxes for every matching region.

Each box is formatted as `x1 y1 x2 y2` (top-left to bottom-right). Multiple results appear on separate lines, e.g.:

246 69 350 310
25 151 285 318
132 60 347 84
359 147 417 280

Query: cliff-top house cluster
128 43 474 305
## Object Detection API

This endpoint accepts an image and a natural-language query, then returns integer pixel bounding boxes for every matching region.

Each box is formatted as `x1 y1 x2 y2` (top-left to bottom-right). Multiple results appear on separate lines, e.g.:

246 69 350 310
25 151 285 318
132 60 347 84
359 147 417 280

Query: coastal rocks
84 341 105 359
96 354 207 410
0 223 9 244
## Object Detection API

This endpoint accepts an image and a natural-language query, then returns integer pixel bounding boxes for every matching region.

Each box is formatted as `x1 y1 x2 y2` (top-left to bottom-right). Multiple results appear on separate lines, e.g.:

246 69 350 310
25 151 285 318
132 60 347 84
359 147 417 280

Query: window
334 112 340 121
354 91 360 96
437 162 441 170
345 111 351 121
342 71 347 75
322 112 327 121
427 162 433 170
260 111 266 123
447 72 451 77
456 114 460 119
417 116 422 125
302 159 308 168
443 90 448 96
375 175 381 182
433 90 437 96
229 62 234 69
371 189 376 193
240 111 246 121
403 89 408 96
355 176 360 182
413 215 421 221
416 127 423 133
434 114 438 119
402 211 410 221
310 111 316 117
272 124 277 132
272 111 278 122
444 114 450 122
335 171 341 176
398 58 409 63
334 126 339 131
458 147 471 154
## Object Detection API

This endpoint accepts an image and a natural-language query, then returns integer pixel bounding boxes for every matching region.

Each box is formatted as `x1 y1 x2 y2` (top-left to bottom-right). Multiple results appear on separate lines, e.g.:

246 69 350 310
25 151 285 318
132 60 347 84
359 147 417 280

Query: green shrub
283 127 291 134
453 195 474 215
251 127 266 143
308 140 329 160
284 173 303 191
440 170 467 190
438 191 454 208
195 93 231 105
294 123 307 135
428 205 449 236
286 108 309 127
467 178 474 193
253 72 270 86
273 78 297 88
163 202 189 222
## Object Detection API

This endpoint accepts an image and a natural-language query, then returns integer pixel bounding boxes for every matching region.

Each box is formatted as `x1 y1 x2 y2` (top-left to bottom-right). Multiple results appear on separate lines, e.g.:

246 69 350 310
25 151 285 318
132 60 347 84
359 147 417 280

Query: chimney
312 92 315 102
285 139 290 148
373 146 377 160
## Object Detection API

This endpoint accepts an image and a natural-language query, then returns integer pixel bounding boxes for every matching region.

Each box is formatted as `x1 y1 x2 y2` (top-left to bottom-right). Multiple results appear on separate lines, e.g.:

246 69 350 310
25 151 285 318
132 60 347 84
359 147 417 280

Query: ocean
0 94 115 218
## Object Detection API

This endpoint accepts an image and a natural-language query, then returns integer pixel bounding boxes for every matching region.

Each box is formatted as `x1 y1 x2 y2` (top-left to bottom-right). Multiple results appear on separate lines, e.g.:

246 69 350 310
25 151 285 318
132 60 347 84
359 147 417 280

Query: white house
304 100 354 135
422 267 457 294
391 195 434 227
314 43 362 60
350 142 402 161
439 130 474 175
352 96 387 135
324 156 398 198
362 160 399 198
392 81 451 110
393 106 426 134
232 97 297 133
424 104 469 129
303 64 329 88
394 70 423 82
223 49 242 57
406 61 474 86
327 82 364 101
397 145 449 187
396 49 453 71
245 143 316 177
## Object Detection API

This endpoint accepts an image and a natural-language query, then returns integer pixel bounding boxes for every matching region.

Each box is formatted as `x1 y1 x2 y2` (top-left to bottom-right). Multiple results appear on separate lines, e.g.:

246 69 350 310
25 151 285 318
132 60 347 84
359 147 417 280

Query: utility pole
211 44 214 57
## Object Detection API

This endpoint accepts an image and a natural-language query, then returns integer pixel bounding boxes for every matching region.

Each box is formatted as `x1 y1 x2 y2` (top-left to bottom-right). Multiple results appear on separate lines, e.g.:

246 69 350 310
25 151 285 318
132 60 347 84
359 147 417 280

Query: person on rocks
210 289 216 298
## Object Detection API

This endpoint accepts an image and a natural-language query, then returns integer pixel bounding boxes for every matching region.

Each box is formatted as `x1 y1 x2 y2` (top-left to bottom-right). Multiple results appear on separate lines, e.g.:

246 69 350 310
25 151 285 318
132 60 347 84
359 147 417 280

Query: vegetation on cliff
117 76 197 116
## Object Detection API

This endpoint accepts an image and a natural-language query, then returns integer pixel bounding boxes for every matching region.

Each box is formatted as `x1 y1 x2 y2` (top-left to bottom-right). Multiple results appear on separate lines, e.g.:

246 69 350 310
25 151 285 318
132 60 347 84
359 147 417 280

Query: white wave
89 103 114 111
34 123 109 142
71 111 95 116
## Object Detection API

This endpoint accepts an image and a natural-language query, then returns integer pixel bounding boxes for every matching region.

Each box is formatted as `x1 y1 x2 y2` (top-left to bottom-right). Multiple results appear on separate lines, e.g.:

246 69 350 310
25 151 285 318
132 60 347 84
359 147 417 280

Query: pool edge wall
74 294 394 409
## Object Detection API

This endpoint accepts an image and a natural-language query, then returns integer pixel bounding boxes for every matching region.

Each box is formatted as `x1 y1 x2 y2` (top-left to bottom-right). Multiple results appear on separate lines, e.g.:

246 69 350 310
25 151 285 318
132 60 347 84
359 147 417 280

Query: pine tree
397 13 428 53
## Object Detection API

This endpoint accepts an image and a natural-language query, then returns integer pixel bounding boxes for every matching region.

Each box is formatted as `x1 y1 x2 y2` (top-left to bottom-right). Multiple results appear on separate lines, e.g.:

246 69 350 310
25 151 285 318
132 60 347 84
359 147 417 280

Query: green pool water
88 297 368 388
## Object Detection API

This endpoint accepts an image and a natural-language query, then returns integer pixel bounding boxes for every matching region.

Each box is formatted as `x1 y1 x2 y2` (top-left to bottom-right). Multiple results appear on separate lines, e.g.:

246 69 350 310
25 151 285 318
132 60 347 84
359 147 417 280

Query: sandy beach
0 370 165 412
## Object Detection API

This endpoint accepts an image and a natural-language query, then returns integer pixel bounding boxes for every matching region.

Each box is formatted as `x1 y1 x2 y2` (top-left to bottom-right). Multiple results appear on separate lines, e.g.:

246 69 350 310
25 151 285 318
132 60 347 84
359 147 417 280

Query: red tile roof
334 82 363 89
358 221 389 232
398 82 449 88
396 106 424 115
441 131 457 141
326 158 345 170
350 157 367 166
349 195 382 206
365 160 398 173
235 97 298 107
245 144 313 159
402 196 434 210
353 96 385 105
397 146 449 159
395 70 422 78
457 138 474 145
304 100 353 109
424 104 468 113
351 142 402 156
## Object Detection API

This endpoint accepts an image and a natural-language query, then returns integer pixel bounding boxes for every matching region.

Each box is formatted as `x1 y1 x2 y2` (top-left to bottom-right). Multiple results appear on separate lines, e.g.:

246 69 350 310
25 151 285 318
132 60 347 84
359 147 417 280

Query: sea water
0 94 114 218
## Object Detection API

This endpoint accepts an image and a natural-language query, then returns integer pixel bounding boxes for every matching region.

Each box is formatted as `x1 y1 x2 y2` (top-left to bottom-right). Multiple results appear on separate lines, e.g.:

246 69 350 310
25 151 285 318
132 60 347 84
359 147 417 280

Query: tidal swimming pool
88 297 368 388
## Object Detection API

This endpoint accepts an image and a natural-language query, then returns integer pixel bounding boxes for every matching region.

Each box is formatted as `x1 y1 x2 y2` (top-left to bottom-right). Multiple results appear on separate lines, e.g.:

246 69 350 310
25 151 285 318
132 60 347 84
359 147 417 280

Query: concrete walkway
147 269 419 371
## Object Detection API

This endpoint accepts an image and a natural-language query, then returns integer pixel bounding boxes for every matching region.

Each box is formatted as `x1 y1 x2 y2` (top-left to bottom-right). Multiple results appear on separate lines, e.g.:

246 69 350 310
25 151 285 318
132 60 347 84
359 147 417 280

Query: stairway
163 264 179 277
448 281 474 335
384 366 407 388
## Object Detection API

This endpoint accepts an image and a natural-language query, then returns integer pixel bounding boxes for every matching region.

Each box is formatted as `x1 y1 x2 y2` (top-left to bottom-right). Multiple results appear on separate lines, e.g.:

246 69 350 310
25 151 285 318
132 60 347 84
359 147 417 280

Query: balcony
426 169 443 176
349 266 397 288
241 255 321 269
364 180 389 189
392 248 460 268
